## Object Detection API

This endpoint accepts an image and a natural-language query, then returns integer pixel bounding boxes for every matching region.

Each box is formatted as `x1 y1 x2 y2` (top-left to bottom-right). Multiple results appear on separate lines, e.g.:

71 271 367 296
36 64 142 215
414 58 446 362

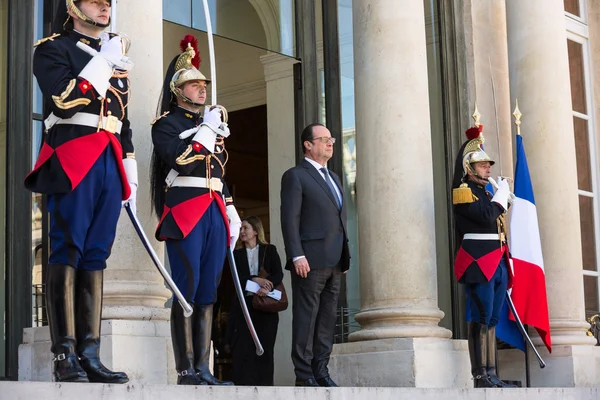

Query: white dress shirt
246 245 260 276
304 157 343 205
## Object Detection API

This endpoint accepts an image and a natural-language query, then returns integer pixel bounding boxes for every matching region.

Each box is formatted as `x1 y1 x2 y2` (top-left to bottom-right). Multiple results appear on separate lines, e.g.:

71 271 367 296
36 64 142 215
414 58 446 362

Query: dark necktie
320 167 342 209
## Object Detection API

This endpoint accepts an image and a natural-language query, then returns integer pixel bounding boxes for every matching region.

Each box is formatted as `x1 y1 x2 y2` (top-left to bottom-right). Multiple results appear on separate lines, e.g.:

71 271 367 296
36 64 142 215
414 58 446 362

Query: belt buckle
105 115 119 134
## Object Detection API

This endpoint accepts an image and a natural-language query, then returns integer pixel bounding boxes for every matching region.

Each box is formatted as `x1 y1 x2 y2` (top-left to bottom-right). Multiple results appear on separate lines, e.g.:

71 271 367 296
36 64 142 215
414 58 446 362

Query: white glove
100 36 134 71
121 158 138 214
179 125 201 139
191 125 217 153
77 38 133 98
202 107 222 129
226 204 241 247
77 38 133 71
501 176 516 205
491 177 509 211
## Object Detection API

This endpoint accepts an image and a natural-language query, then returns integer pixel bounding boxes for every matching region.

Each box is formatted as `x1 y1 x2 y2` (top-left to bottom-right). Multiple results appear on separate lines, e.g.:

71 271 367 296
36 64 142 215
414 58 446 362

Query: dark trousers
231 302 279 386
48 146 121 270
166 201 227 305
466 259 509 327
291 266 341 381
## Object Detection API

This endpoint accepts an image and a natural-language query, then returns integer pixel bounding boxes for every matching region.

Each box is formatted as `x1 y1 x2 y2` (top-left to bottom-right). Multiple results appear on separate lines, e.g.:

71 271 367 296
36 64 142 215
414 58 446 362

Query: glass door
0 0 8 377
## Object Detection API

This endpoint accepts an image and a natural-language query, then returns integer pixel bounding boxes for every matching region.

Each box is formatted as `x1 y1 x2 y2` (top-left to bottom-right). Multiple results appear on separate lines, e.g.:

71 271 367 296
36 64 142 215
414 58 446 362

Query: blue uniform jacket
151 106 233 241
25 30 133 199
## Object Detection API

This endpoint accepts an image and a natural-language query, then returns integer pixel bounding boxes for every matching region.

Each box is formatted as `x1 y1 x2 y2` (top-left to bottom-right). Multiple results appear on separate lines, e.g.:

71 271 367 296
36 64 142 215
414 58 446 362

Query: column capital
260 53 298 82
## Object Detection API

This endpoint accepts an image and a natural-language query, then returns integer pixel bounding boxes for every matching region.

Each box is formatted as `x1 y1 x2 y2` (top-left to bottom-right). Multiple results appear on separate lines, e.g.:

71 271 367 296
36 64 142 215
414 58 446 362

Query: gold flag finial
513 99 522 136
472 103 482 126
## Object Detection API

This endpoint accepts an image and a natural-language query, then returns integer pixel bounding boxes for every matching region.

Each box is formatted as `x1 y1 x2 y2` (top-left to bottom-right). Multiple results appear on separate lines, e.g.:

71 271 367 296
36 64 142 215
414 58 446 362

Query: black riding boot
171 303 205 385
193 304 233 385
468 322 497 388
486 326 516 388
75 270 129 384
47 264 88 382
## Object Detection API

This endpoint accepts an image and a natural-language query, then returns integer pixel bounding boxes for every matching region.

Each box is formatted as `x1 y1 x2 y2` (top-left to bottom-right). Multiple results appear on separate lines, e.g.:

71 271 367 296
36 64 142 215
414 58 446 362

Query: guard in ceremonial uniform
452 124 515 388
150 35 241 386
25 0 136 383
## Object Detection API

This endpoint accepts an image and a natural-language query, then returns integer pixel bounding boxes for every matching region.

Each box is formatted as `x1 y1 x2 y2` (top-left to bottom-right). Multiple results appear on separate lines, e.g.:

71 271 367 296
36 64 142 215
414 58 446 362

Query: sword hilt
208 105 228 123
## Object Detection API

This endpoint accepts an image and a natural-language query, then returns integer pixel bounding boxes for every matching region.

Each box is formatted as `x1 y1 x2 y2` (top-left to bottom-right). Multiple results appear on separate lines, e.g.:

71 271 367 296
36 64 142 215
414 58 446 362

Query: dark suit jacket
226 243 283 347
280 159 350 272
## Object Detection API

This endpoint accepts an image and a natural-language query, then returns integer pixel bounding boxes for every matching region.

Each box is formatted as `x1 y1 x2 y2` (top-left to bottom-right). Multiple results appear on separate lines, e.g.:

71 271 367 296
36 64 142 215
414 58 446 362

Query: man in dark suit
280 123 350 387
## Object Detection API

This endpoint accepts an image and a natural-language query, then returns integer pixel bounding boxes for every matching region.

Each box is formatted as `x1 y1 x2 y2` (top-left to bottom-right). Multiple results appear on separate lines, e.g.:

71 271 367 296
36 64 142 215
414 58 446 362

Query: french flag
496 134 552 353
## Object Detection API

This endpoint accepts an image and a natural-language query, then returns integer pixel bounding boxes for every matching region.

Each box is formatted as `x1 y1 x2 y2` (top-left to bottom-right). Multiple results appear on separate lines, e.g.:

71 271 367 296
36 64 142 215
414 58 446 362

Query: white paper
245 280 282 301
245 280 261 293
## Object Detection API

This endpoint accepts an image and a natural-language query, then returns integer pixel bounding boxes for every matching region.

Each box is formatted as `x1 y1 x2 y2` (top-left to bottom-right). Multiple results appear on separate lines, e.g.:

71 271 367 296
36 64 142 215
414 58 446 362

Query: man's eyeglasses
311 137 336 144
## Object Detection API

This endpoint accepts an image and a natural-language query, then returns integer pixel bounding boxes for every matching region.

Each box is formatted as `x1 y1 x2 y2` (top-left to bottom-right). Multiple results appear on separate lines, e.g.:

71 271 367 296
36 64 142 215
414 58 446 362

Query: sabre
124 203 193 317
489 56 503 176
505 292 546 368
227 247 264 356
201 0 262 355
488 177 516 203
202 0 217 105
110 1 117 31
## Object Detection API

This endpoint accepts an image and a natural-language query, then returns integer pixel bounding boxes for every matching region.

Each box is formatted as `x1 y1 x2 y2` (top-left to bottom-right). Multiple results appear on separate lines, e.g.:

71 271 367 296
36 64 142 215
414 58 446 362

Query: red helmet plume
465 124 483 140
180 34 201 69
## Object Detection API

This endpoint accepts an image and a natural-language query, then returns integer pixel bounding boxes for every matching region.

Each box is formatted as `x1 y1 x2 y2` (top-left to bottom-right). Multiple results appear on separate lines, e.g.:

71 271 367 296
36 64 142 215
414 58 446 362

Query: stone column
19 0 174 384
500 0 600 387
260 53 298 386
101 0 174 384
329 0 469 388
103 0 171 322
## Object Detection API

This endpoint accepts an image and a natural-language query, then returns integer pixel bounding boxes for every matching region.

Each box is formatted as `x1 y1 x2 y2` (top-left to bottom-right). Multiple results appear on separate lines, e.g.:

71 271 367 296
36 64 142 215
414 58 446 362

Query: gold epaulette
453 183 475 204
34 33 61 48
151 111 170 125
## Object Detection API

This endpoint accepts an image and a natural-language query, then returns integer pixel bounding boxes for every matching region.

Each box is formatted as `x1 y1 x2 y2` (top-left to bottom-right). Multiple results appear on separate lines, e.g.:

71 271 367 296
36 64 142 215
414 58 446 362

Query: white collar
177 105 201 115
74 29 101 40
304 157 327 171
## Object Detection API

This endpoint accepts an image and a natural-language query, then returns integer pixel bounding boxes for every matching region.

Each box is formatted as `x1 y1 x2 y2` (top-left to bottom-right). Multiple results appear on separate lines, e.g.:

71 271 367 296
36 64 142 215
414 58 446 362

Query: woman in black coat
226 216 284 386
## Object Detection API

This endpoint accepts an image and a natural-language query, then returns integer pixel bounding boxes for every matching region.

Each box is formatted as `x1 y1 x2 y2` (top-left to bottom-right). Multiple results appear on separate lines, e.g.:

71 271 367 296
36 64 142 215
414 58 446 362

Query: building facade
1 0 599 387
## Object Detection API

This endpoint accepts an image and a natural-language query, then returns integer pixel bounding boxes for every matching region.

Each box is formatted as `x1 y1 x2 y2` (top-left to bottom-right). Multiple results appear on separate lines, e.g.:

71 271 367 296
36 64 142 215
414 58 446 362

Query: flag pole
525 324 531 387
515 100 531 387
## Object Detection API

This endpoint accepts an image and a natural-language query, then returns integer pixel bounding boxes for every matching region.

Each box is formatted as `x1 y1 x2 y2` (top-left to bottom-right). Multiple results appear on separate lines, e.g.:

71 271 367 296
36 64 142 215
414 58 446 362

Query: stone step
2 382 600 400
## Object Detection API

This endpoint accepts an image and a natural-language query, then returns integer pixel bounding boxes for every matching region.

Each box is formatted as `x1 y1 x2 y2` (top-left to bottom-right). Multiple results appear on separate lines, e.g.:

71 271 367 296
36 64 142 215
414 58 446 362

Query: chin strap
171 88 204 108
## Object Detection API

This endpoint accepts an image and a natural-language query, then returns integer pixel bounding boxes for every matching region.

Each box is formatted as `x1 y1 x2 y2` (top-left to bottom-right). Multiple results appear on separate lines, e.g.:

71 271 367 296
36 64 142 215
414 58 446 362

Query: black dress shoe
177 369 207 385
488 373 517 388
474 374 498 388
295 378 320 387
54 352 89 383
79 357 129 384
316 376 338 387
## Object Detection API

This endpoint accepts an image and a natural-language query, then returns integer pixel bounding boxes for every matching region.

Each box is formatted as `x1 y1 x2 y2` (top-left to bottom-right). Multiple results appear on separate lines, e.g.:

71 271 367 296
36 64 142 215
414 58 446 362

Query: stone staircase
2 382 600 400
